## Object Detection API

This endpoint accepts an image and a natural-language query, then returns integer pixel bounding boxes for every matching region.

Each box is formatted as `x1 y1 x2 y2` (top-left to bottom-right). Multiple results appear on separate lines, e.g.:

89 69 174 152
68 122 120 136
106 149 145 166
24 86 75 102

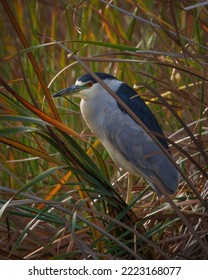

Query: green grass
0 0 207 260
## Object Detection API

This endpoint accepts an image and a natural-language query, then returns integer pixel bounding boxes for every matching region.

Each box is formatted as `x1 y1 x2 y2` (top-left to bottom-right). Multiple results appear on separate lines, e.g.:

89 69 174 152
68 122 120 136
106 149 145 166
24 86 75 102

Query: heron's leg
126 173 134 204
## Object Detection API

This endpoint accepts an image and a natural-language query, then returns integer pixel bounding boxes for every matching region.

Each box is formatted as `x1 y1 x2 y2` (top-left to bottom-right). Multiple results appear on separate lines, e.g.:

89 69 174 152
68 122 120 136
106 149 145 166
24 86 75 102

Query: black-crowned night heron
53 72 178 199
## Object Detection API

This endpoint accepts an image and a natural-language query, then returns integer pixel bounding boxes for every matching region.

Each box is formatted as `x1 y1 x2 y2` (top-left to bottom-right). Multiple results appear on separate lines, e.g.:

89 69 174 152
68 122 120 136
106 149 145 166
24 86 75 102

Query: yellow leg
126 173 134 204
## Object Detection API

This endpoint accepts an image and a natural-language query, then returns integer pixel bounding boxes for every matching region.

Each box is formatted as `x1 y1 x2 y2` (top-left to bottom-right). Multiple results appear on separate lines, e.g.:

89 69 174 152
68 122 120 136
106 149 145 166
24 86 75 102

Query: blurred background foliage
0 0 208 259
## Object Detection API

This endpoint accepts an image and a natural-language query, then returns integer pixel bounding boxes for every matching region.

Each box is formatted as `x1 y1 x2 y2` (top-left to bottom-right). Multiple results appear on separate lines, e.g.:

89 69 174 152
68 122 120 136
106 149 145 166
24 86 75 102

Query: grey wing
101 109 179 195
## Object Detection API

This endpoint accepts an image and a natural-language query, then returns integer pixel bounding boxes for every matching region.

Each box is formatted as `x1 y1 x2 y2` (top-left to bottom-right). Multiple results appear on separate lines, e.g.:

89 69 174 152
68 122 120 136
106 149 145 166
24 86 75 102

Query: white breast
79 78 141 173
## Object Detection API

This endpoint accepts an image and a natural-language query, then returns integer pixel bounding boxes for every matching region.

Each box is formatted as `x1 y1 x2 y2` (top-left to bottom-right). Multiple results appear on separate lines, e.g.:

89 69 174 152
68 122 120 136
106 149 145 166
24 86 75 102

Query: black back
116 83 169 151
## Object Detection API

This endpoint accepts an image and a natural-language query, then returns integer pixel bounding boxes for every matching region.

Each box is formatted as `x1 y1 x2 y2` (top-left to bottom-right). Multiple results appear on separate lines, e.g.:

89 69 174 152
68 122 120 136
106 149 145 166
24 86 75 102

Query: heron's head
53 72 119 100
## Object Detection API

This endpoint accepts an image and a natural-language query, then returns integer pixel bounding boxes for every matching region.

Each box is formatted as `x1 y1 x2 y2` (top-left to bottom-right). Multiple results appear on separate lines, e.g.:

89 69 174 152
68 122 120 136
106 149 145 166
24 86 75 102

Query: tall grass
0 0 207 259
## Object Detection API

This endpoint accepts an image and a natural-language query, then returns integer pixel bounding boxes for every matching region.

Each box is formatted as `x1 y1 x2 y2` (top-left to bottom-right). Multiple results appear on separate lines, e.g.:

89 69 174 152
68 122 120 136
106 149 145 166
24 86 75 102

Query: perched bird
53 72 178 197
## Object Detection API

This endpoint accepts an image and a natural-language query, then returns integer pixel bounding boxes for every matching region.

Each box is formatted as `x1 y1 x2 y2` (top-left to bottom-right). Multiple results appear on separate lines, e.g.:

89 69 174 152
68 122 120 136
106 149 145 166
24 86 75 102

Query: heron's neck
80 93 111 139
80 79 123 138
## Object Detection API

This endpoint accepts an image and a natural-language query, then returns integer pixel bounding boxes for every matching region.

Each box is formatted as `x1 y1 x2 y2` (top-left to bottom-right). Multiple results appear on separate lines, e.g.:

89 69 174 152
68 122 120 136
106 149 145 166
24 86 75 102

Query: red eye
87 82 93 87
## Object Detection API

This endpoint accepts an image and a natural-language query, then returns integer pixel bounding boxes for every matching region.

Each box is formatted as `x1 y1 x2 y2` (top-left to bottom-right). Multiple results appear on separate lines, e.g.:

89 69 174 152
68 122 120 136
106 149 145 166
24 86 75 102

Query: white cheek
74 89 89 99
79 87 97 100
